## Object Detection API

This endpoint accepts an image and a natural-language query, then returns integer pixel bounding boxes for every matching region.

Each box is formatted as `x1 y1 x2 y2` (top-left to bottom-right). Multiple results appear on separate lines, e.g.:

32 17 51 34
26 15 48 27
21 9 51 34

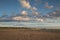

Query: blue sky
0 0 60 22
0 0 59 16
0 0 20 16
0 0 60 28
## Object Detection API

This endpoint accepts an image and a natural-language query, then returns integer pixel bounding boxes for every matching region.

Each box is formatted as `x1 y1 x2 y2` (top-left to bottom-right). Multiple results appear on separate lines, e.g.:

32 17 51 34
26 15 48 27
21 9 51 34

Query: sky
0 0 60 22
0 0 60 28
0 0 20 16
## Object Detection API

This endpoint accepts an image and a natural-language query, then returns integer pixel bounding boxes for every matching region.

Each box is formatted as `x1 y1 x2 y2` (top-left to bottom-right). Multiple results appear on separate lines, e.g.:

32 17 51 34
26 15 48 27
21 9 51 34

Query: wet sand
0 28 60 40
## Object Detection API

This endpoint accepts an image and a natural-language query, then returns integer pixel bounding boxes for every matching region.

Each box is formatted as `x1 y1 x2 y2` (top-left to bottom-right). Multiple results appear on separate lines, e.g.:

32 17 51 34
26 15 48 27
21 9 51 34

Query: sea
0 21 60 29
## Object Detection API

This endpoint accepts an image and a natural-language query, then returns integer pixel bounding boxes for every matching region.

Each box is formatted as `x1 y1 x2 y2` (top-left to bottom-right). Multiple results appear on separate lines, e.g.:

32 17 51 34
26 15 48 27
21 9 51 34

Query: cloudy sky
0 0 60 29
0 0 60 22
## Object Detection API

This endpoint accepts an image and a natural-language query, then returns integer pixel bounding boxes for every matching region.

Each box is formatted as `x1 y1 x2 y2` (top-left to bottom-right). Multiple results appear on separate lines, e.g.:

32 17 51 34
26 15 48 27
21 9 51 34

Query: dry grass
0 27 60 40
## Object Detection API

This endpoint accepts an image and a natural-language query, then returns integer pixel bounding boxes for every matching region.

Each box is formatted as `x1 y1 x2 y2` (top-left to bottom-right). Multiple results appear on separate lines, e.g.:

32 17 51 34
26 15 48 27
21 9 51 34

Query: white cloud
22 17 30 21
32 11 39 16
12 16 23 20
32 7 37 11
45 2 54 9
19 0 38 11
19 0 38 16
46 14 50 17
52 12 56 14
31 7 37 11
21 11 28 16
20 0 31 9
36 18 44 22
12 16 30 21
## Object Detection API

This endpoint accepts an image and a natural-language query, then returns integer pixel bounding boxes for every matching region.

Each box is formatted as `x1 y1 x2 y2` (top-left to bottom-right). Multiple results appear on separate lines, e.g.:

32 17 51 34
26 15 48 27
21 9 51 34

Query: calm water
0 22 60 29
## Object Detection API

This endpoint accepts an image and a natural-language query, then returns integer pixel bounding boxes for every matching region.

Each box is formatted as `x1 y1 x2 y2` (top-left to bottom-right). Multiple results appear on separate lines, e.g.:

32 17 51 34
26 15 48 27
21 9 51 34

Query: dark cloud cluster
43 10 60 18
